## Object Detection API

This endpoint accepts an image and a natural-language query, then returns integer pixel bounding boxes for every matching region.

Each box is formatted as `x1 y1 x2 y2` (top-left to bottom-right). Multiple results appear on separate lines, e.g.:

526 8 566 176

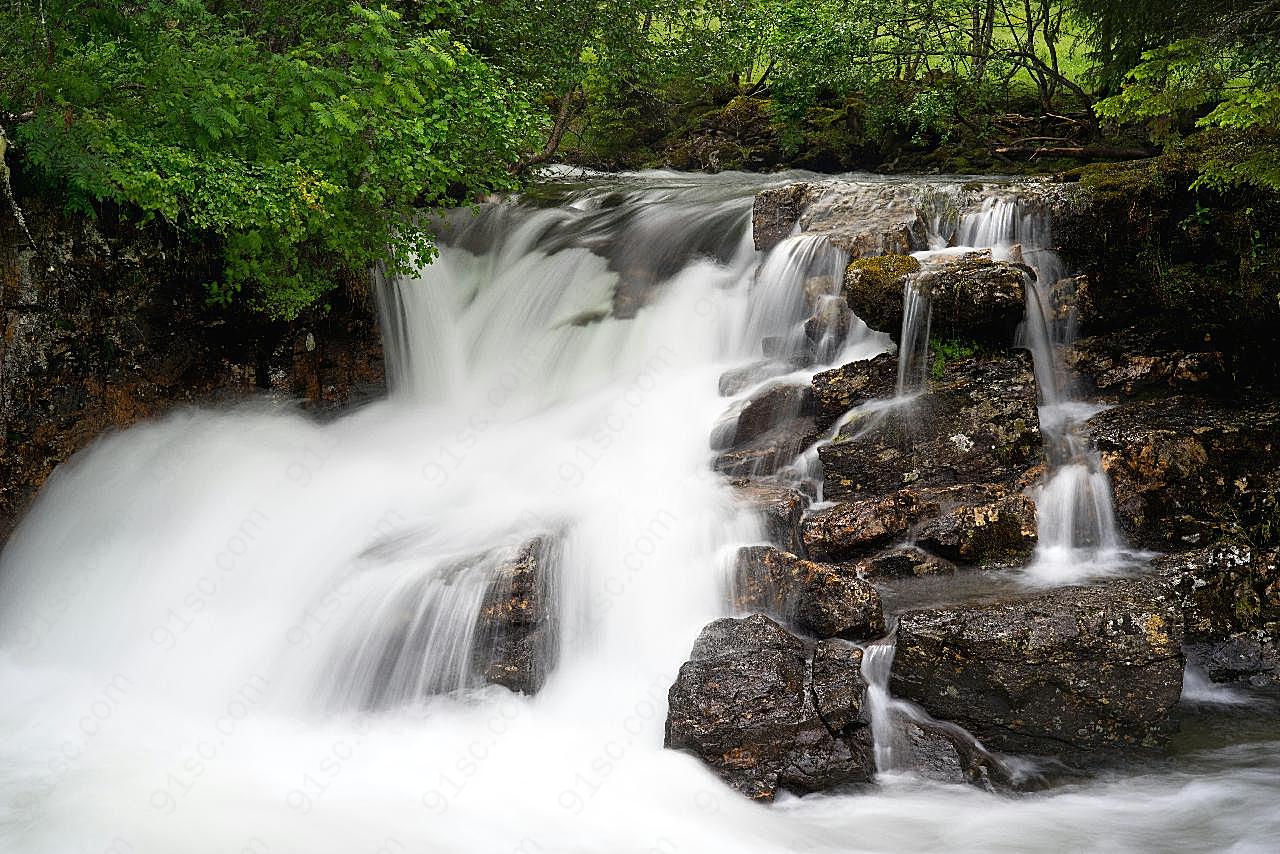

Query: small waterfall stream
0 171 1275 854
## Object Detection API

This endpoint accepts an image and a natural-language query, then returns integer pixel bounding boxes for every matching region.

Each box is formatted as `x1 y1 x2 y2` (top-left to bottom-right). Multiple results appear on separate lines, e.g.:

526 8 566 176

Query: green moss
845 254 921 291
929 338 980 380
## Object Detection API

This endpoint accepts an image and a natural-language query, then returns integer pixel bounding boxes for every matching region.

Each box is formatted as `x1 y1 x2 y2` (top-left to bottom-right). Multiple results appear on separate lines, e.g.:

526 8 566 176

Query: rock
916 257 1028 344
892 719 1014 789
1067 328 1229 397
796 184 930 258
801 490 940 563
731 383 814 448
729 479 808 554
841 255 921 334
890 576 1185 756
664 615 875 801
718 361 784 397
915 494 1038 566
732 546 886 640
473 537 559 694
713 418 818 478
811 352 899 431
1157 544 1280 684
841 255 1026 343
861 546 957 579
752 183 825 252
1088 395 1280 550
818 353 1041 502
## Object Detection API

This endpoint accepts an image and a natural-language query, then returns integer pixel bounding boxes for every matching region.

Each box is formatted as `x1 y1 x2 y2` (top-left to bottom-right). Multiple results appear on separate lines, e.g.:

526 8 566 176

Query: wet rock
732 546 886 640
841 255 1026 343
801 490 940 563
1088 396 1280 550
919 258 1027 344
860 546 957 579
1067 328 1229 397
915 494 1038 566
796 184 929 258
1157 544 1280 684
811 353 898 431
818 353 1041 502
713 418 818 478
841 255 921 333
731 383 814 448
718 361 784 397
729 479 808 554
752 183 826 252
891 576 1185 756
473 537 558 694
664 615 875 801
894 719 1014 790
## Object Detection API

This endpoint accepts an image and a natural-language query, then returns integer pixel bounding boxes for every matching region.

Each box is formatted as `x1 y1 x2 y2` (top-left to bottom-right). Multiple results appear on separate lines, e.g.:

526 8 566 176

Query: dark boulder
732 546 886 640
915 493 1038 566
1066 328 1229 398
841 255 921 334
811 353 898 431
1158 544 1280 685
1088 395 1280 551
890 576 1185 756
731 383 814 448
860 546 957 579
818 353 1041 502
664 615 875 801
713 418 818 478
729 478 808 554
473 537 558 694
801 490 940 563
752 183 826 252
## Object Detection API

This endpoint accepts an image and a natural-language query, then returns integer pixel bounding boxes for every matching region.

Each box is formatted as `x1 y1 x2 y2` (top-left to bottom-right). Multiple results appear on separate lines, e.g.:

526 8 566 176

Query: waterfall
951 197 1131 583
0 171 1272 854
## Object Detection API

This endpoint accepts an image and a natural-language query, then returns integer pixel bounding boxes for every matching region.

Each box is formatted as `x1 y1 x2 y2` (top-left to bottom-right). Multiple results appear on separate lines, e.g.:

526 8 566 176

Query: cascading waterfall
0 171 1276 854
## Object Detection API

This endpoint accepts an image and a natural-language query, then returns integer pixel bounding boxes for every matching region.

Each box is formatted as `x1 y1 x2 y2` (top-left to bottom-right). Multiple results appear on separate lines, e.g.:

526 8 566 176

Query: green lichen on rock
841 254 920 331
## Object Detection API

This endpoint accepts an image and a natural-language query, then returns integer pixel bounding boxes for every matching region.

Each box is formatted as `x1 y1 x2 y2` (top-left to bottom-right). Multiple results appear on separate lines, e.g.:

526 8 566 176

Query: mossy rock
841 254 921 334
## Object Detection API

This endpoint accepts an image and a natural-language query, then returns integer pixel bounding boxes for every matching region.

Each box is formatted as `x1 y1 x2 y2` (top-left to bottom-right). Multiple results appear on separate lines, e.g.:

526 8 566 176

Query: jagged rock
818 353 1041 502
752 183 826 252
861 546 957 579
730 479 807 554
890 576 1185 756
664 615 875 801
915 494 1038 566
801 490 940 563
732 546 886 640
811 352 899 431
1157 544 1280 685
1067 328 1229 397
1088 396 1280 550
893 719 1014 790
797 185 929 258
473 537 558 694
841 255 922 333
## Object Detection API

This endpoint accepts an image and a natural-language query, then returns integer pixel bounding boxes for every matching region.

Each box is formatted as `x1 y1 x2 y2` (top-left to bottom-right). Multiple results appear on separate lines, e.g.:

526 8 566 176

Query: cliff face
0 201 385 541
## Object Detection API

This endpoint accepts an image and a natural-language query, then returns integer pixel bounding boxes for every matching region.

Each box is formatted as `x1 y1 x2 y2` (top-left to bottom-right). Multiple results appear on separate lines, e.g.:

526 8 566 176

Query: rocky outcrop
752 183 827 252
473 537 559 694
891 576 1185 756
1067 328 1229 398
731 383 814 448
729 479 807 554
841 254 1027 343
811 352 899 431
1 200 384 541
664 615 875 800
817 353 1041 502
915 493 1038 566
1158 544 1280 685
860 546 957 579
732 546 885 640
1088 395 1280 551
802 489 940 563
713 418 818 478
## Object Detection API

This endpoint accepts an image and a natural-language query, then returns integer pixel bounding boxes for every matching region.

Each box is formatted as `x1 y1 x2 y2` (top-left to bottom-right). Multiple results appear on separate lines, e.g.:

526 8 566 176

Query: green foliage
930 339 980 380
2 1 538 318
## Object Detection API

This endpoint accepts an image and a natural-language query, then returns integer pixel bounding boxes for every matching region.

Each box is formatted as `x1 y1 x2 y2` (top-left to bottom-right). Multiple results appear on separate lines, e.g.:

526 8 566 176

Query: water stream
1 170 1277 853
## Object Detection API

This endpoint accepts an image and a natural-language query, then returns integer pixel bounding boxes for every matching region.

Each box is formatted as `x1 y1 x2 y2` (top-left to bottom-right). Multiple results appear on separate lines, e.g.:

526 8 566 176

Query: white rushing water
1 170 1278 854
